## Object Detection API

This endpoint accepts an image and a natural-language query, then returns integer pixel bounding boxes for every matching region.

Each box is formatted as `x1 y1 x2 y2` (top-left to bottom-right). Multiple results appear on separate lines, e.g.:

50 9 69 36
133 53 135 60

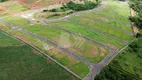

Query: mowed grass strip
68 16 133 41
3 16 30 26
0 32 78 80
24 24 109 64
49 21 125 49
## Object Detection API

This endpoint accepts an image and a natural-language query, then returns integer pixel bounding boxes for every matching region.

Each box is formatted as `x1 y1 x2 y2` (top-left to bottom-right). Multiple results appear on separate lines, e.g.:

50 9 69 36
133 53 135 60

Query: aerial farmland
0 0 141 80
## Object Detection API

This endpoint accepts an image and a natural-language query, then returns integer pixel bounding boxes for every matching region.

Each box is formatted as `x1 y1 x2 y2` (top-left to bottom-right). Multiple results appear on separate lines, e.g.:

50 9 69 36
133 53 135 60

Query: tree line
0 0 7 2
129 0 142 33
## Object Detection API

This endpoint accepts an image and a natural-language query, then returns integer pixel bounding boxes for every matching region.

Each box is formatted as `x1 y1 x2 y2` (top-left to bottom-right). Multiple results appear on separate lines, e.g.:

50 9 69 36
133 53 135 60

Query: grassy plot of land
24 24 109 64
69 62 90 78
0 22 11 31
23 0 38 3
0 9 8 17
0 32 78 80
68 1 133 41
0 32 21 46
80 1 131 32
68 16 133 41
37 0 56 6
49 21 125 49
9 30 89 78
3 16 30 26
0 1 28 12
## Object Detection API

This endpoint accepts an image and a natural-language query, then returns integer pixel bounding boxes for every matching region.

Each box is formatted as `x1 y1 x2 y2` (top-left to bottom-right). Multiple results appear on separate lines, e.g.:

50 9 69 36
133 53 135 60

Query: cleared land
68 1 132 41
0 32 78 80
24 24 109 64
8 30 89 78
49 21 124 49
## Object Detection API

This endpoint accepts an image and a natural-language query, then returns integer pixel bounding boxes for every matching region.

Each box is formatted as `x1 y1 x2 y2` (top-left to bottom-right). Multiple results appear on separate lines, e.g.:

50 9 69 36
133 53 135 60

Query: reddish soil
100 47 106 56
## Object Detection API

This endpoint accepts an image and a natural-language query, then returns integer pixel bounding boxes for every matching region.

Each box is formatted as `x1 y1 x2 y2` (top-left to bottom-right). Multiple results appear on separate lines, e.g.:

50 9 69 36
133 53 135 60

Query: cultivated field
0 32 78 80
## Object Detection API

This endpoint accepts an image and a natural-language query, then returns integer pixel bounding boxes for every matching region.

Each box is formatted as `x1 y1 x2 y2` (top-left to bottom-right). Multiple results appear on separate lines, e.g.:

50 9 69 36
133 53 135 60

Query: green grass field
49 21 125 49
37 0 56 6
3 16 30 26
8 29 89 78
68 16 133 41
0 32 21 46
67 0 133 41
0 22 11 31
24 24 109 64
0 32 79 80
0 1 28 12
23 0 38 3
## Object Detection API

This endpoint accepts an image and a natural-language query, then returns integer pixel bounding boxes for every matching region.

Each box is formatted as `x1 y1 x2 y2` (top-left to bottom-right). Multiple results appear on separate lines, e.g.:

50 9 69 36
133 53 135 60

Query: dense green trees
0 0 7 2
129 0 142 29
63 1 98 11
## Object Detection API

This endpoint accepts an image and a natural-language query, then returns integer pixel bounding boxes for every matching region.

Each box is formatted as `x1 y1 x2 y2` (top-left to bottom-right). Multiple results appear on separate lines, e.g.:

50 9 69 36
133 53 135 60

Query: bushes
95 64 134 80
129 0 142 29
64 1 98 11
0 0 7 2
